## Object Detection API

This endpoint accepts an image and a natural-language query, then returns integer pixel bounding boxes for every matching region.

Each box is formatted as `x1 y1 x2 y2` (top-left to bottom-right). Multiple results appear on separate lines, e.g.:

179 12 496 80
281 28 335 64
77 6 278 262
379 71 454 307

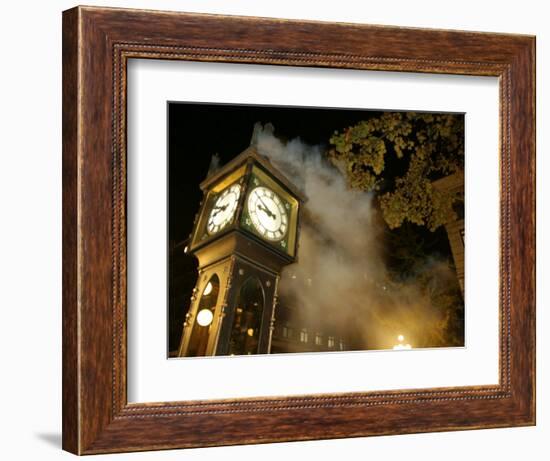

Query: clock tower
178 142 304 357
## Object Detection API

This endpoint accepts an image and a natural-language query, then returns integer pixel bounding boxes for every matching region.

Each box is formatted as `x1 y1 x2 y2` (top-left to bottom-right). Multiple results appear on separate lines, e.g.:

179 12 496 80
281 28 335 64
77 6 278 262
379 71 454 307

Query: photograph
168 103 466 358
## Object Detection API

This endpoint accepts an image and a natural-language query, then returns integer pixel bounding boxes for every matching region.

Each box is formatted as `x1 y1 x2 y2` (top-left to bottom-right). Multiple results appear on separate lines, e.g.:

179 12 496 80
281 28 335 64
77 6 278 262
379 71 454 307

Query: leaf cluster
328 112 464 231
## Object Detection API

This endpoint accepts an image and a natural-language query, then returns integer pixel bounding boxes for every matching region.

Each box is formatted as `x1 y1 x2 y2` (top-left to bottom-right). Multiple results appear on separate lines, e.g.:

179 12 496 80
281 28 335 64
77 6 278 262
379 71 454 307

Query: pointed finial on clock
206 153 221 177
250 122 262 146
250 122 275 147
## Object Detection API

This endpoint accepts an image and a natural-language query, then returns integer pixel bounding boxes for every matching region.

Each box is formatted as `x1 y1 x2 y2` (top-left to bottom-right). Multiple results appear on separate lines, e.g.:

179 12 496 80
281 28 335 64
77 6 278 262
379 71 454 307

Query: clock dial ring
206 183 241 235
247 186 288 241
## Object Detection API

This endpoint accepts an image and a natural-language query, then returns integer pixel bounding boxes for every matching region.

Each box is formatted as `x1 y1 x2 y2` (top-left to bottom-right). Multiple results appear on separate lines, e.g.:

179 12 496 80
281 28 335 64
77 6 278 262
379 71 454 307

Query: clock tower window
186 274 220 357
228 277 264 356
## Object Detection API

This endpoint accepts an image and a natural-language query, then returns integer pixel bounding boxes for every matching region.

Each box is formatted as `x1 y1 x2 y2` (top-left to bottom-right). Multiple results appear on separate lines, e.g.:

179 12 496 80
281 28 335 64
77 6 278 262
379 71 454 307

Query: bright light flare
196 309 213 327
393 334 412 350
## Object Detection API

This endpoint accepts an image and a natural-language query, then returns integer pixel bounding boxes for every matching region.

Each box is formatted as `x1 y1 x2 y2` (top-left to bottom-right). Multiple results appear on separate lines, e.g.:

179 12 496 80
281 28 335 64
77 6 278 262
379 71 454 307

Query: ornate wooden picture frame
62 5 535 455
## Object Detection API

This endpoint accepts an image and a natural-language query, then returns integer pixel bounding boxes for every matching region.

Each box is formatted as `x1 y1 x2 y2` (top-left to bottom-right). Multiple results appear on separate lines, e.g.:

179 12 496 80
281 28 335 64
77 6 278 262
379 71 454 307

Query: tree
384 222 465 347
328 112 464 231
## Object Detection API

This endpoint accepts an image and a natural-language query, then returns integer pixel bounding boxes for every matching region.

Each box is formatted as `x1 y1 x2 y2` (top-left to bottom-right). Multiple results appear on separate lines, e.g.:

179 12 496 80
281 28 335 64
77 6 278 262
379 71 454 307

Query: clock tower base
178 250 281 357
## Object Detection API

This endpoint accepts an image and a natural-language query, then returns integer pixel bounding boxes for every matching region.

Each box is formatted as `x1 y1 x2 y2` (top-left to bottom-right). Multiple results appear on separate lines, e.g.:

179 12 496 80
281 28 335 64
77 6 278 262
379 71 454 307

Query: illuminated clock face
247 186 288 241
206 184 241 235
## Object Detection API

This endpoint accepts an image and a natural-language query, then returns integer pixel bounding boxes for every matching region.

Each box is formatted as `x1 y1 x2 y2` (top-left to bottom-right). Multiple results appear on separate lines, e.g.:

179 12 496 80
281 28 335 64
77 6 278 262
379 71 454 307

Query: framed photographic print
62 5 535 454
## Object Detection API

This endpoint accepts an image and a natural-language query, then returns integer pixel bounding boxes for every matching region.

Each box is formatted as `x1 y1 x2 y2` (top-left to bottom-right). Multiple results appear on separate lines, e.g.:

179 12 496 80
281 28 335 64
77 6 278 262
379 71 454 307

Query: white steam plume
254 123 460 350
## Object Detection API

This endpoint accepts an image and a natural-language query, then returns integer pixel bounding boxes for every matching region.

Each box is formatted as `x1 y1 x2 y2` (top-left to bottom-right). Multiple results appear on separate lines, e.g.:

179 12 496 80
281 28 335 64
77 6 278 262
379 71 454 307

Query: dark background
168 102 455 353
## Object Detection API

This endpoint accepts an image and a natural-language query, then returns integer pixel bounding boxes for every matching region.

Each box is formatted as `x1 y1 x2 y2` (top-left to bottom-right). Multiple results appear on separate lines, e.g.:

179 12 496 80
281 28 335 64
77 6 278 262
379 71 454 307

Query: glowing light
196 309 213 327
393 334 411 350
184 245 188 253
247 328 254 337
203 281 213 296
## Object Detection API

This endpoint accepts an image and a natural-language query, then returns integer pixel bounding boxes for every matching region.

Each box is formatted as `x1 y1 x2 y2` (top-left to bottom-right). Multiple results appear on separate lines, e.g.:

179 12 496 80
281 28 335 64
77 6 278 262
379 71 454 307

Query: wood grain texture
62 7 79 454
62 5 536 455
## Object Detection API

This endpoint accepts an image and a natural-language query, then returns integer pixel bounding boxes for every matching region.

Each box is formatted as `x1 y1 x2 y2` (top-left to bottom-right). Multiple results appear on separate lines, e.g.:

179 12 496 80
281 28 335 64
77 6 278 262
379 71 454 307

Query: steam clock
178 145 304 357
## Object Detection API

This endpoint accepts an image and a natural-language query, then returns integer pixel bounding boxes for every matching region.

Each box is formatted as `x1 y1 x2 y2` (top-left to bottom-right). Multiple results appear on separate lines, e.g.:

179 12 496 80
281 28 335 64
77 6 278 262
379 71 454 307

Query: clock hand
257 203 276 220
257 196 276 219
211 203 228 217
